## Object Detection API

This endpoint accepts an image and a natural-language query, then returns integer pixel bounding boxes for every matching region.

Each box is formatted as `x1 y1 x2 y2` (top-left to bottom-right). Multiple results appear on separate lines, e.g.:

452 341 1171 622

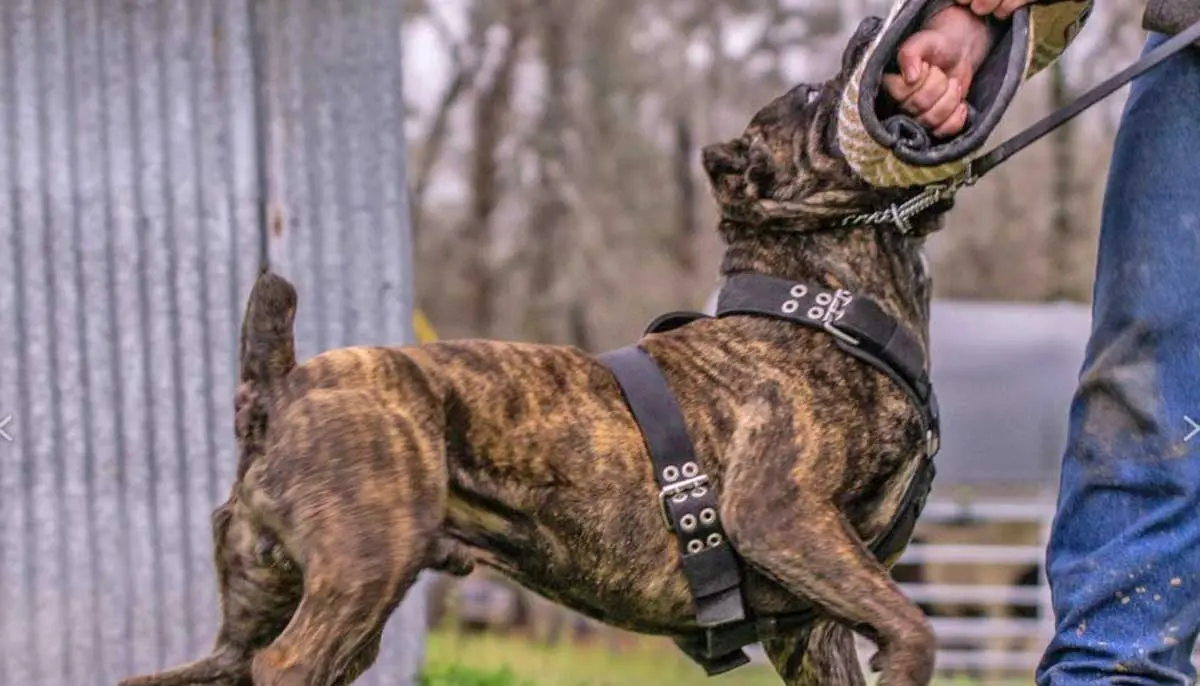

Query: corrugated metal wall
0 1 425 685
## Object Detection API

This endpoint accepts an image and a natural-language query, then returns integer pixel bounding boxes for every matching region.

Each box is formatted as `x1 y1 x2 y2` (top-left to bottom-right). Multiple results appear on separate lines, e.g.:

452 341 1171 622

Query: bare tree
409 3 485 241
460 1 528 336
523 0 572 343
672 116 699 278
1045 60 1081 302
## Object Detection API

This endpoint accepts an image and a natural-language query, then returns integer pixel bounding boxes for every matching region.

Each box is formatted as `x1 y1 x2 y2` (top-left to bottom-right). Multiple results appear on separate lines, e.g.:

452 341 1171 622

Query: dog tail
239 267 298 386
235 268 298 477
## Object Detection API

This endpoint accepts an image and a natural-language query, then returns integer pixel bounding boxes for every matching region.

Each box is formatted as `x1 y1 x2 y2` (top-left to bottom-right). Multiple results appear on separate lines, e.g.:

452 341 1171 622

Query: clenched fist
883 0 1040 137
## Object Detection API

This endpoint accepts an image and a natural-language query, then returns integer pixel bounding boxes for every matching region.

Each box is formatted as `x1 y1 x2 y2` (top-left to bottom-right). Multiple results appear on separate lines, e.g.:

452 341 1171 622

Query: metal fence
889 498 1055 678
0 1 425 685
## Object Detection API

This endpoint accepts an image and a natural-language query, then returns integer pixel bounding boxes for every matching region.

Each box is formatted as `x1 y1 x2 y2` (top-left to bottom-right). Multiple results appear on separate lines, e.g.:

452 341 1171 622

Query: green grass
420 630 1029 686
422 630 781 686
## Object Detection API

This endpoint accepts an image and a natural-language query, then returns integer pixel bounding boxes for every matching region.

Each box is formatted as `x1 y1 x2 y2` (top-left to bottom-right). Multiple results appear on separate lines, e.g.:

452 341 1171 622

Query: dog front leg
725 489 934 686
716 392 934 686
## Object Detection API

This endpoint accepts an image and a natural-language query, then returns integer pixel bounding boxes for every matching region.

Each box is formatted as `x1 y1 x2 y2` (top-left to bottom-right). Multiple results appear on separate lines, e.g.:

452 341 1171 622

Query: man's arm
1143 0 1200 38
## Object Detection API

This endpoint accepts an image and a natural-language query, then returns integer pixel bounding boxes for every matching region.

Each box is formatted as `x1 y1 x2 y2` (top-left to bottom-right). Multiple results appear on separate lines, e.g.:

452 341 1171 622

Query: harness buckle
822 320 860 347
925 428 940 458
819 289 859 346
659 474 710 531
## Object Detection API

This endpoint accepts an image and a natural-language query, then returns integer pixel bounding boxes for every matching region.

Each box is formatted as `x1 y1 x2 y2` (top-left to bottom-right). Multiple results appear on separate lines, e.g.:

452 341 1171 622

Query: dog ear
701 136 752 210
700 83 819 212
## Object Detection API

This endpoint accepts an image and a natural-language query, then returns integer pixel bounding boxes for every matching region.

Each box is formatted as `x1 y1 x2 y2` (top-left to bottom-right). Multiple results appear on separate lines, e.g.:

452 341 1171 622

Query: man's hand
882 5 991 137
956 0 1039 21
882 0 1039 137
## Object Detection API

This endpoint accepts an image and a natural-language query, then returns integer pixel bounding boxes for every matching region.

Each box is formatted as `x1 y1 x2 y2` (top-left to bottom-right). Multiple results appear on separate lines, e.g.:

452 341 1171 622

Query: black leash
844 17 1200 234
971 17 1200 179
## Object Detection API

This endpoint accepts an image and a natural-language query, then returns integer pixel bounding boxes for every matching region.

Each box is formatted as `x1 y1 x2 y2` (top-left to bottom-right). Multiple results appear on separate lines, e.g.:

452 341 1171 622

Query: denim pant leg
1036 33 1200 686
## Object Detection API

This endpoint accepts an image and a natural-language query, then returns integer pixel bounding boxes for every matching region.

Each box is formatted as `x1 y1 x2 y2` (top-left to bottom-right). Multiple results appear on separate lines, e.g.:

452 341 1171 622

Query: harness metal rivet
700 508 716 524
672 492 689 504
790 284 808 298
815 292 832 306
662 466 679 482
680 514 697 532
707 533 723 547
781 300 799 314
807 306 824 320
681 462 699 478
687 539 704 554
691 486 708 499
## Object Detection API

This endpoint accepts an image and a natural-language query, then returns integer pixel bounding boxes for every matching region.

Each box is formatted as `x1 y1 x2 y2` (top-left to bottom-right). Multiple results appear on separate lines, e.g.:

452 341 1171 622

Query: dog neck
718 221 933 350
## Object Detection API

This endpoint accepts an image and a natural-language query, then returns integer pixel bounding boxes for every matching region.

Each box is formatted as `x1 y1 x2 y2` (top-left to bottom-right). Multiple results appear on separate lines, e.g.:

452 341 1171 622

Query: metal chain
840 166 978 234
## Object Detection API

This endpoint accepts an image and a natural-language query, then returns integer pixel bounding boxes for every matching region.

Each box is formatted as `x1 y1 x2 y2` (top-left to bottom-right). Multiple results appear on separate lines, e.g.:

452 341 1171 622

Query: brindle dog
119 19 947 686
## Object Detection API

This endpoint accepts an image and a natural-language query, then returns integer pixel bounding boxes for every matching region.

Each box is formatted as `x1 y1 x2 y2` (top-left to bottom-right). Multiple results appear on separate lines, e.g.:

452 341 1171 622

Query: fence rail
886 497 1056 679
899 543 1045 565
897 583 1044 606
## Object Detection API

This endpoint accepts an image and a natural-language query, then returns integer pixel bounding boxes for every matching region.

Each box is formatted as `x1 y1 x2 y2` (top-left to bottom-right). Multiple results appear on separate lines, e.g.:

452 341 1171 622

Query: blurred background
0 0 1167 684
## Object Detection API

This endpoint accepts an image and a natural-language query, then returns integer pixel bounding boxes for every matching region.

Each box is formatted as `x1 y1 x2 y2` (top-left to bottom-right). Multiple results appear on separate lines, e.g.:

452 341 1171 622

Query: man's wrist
928 4 995 69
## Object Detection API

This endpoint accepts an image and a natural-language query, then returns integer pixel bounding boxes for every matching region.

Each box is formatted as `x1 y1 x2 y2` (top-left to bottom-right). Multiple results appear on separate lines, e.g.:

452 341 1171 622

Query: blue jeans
1036 33 1200 685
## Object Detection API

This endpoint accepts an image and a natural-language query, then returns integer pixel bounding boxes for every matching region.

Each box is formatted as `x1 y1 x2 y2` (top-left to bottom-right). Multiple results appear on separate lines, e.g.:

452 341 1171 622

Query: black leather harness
597 272 941 675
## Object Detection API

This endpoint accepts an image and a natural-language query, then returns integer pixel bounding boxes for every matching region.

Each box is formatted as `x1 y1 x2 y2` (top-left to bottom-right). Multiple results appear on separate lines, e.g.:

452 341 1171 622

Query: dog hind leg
246 407 441 684
248 526 423 686
763 619 867 686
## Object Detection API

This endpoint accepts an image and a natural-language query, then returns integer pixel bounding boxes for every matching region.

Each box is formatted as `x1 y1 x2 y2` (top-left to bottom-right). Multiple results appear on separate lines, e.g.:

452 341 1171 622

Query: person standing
883 1 1200 682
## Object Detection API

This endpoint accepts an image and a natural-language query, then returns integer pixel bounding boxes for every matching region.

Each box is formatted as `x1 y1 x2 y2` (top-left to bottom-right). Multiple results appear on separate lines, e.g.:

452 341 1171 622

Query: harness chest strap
599 345 754 676
597 272 940 677
599 346 748 628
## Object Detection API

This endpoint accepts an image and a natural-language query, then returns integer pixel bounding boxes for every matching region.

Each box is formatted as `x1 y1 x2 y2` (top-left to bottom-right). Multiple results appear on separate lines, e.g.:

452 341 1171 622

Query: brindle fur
119 19 945 686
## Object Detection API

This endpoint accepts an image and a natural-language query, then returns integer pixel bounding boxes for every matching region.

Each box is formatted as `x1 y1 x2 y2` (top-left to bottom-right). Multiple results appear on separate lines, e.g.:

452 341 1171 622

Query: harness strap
717 272 940 456
717 273 930 401
597 273 940 677
597 345 750 626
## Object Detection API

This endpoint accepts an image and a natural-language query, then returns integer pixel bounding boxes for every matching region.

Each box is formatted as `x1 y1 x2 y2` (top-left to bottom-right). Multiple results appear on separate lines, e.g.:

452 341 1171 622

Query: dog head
701 18 941 241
